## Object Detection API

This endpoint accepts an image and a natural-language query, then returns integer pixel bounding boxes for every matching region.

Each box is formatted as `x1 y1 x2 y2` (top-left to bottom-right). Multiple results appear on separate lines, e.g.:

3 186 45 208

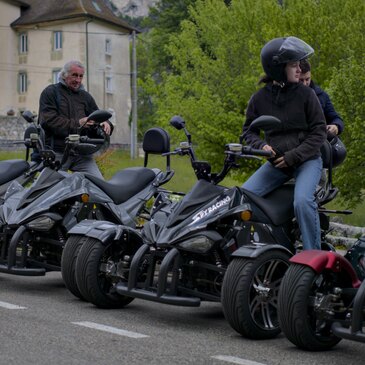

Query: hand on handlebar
79 117 95 128
100 121 111 136
262 144 276 157
262 145 288 168
79 117 111 135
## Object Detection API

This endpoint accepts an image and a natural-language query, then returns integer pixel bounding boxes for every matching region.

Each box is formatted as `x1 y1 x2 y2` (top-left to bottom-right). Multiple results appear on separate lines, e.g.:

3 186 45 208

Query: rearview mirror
22 110 36 124
170 115 186 130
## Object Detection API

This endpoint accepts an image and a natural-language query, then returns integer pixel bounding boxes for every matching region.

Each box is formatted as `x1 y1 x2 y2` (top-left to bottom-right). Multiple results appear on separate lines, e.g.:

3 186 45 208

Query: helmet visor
275 36 314 64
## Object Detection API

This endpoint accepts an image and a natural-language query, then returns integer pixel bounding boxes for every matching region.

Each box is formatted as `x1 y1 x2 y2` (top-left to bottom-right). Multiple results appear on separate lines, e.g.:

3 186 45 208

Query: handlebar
162 142 193 157
79 136 105 145
241 145 273 158
66 134 105 145
225 143 273 158
167 116 274 185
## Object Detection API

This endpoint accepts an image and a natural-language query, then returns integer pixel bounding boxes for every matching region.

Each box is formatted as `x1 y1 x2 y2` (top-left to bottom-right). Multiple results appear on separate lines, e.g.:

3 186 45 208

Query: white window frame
53 31 63 51
19 72 27 94
19 33 28 54
52 69 61 84
105 76 113 94
105 39 112 55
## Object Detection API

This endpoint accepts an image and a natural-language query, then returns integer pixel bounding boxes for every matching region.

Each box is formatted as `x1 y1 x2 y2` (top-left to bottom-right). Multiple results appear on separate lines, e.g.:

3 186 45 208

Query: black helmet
328 134 346 168
261 36 314 83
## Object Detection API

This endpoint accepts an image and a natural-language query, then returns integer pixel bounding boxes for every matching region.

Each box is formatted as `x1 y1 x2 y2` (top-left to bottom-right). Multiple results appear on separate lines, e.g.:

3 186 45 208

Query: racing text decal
191 196 231 223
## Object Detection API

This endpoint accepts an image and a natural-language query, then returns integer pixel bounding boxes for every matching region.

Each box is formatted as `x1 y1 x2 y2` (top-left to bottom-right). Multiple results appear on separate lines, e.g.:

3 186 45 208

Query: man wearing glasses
38 60 113 178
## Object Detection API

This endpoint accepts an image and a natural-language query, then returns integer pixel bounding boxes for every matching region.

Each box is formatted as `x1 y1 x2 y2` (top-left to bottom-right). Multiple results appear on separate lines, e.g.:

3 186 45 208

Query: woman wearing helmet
242 36 327 250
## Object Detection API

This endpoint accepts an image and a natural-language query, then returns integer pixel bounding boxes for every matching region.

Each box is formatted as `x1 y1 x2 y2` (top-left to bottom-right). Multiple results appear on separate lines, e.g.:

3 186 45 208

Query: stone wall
0 115 28 148
328 222 365 249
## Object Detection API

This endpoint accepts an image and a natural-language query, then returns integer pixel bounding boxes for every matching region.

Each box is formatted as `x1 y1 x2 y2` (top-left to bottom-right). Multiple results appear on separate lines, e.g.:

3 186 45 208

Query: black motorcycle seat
242 184 295 226
86 167 157 204
0 159 30 185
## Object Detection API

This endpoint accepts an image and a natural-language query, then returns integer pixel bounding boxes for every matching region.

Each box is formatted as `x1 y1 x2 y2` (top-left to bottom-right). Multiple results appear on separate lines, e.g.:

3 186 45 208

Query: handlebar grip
87 138 105 145
162 148 190 157
242 146 273 157
79 137 105 145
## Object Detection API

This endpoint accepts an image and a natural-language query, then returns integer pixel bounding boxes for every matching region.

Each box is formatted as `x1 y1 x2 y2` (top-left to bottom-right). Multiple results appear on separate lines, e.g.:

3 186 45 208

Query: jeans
242 157 323 250
55 153 103 179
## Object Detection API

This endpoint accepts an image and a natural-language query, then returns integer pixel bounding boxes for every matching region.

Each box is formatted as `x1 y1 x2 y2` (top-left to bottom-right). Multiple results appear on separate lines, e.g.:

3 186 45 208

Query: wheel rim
97 244 127 295
306 272 348 340
249 258 290 331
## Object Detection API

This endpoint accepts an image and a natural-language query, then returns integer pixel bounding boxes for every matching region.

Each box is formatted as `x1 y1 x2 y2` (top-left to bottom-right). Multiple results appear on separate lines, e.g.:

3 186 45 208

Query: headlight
26 216 56 231
178 236 215 253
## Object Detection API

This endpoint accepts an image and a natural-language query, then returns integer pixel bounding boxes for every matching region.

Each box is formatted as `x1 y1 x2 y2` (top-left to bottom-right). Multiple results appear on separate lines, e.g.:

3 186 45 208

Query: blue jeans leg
243 158 323 251
293 157 323 250
242 161 290 196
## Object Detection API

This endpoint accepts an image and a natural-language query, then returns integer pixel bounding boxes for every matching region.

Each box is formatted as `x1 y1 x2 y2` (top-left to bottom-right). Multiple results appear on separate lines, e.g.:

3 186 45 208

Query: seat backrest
143 127 170 169
142 127 170 155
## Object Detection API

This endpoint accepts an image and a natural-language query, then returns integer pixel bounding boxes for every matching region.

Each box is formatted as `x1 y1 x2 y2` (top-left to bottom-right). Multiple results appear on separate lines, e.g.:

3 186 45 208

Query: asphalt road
0 271 364 365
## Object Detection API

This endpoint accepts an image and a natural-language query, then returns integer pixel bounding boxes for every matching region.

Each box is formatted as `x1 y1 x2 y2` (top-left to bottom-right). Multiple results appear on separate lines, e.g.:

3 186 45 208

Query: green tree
328 57 365 206
150 0 285 173
137 0 235 138
136 0 197 139
146 0 364 203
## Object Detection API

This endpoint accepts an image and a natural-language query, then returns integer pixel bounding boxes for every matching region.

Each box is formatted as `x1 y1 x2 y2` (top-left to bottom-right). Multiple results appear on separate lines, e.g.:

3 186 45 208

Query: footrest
0 264 46 276
116 283 201 306
332 322 365 343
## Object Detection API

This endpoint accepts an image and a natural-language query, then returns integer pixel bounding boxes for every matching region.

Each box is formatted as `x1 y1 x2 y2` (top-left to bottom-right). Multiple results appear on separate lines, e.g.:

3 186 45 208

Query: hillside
111 0 158 18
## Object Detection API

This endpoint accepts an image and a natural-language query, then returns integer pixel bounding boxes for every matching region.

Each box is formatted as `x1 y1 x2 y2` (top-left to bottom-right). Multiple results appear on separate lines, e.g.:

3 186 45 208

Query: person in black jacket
38 60 113 178
242 36 327 250
299 59 344 135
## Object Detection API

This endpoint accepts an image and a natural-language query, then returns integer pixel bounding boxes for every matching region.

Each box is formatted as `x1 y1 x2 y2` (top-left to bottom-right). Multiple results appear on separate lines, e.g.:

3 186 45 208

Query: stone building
0 0 137 145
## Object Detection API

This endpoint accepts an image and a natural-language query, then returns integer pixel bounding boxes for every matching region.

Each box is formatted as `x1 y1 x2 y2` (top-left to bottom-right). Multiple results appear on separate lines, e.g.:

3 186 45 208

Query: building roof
10 0 137 32
3 0 30 6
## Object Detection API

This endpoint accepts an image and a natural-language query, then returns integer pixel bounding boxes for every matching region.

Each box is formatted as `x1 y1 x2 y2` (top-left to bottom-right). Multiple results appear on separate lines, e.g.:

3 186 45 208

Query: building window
19 33 28 54
105 39 112 55
52 69 61 84
18 72 27 94
106 76 113 93
53 31 62 51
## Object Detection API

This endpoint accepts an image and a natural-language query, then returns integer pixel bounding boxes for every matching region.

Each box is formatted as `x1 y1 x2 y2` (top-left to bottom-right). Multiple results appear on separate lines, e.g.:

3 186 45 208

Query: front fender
232 243 293 259
68 220 143 245
290 250 361 288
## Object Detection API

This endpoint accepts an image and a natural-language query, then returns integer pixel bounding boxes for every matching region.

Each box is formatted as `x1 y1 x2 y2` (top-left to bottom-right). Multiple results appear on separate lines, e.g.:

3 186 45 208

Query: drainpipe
85 19 93 91
130 30 137 159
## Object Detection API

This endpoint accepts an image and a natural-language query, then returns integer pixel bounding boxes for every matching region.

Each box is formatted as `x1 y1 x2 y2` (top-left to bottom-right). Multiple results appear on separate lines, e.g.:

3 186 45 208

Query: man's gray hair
60 60 85 79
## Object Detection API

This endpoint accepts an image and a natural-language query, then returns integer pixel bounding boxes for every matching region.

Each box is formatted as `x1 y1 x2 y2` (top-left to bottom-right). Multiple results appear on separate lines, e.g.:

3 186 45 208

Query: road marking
212 355 267 365
72 321 149 338
0 300 27 310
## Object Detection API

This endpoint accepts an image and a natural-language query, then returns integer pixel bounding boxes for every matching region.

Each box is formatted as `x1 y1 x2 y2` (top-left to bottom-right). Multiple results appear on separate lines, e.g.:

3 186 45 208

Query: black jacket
243 82 327 167
311 82 344 134
39 83 111 152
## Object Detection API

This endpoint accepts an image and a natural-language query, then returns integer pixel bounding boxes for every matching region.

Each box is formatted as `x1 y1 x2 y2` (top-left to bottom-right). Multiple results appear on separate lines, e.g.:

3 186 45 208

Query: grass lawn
96 149 363 227
96 149 243 192
1 148 363 227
